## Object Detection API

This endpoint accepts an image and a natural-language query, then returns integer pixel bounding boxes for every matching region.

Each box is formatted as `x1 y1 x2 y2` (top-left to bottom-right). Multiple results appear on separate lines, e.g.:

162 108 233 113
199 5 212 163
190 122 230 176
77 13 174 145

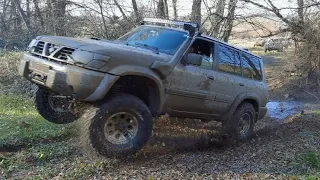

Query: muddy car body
18 18 269 158
264 38 287 52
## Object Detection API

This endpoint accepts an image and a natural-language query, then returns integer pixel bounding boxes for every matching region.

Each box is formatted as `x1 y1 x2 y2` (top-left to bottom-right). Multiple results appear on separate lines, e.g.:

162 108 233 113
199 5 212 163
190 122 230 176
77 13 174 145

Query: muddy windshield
118 26 188 55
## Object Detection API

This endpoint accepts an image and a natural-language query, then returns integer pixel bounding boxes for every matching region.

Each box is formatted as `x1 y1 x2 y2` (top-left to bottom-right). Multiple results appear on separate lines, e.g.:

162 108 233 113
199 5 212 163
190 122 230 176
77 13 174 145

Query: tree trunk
297 0 304 26
131 0 141 22
157 0 166 18
52 0 67 36
172 0 178 20
0 0 8 37
210 0 226 37
96 0 108 37
164 0 169 18
46 0 53 33
191 0 201 24
33 0 45 31
26 0 31 21
12 0 32 32
221 0 237 42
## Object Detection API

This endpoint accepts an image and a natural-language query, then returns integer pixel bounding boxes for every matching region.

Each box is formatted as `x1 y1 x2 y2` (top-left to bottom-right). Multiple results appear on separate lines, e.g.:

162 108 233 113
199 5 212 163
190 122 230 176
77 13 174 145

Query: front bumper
18 53 118 101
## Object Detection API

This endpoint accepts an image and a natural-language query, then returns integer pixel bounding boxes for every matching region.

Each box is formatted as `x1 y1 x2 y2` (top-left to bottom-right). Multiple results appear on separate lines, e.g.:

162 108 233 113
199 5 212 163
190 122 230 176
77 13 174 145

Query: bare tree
52 0 67 35
26 0 31 21
297 0 304 26
241 0 320 94
191 0 201 24
221 0 238 42
46 0 53 33
94 0 108 37
131 0 140 22
164 0 169 18
12 0 32 32
114 0 128 20
32 0 45 30
157 0 166 18
172 0 178 20
211 0 226 37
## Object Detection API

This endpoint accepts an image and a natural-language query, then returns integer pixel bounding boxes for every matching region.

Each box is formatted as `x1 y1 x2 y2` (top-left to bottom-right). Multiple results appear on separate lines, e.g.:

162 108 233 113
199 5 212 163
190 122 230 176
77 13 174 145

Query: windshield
118 26 188 55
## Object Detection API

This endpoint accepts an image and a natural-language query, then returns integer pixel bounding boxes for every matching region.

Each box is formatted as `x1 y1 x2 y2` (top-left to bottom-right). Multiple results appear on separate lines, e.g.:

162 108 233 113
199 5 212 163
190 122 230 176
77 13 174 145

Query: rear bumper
258 107 267 120
18 53 118 101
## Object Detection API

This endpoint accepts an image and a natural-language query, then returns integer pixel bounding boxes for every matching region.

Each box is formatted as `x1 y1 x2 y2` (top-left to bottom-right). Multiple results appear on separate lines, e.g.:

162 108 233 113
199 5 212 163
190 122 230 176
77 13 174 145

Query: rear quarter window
242 53 262 80
217 45 241 75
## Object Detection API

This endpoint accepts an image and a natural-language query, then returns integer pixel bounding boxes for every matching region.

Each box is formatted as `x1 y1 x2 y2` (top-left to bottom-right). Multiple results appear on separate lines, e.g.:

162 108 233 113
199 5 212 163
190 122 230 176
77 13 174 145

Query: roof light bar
143 18 198 28
142 18 200 36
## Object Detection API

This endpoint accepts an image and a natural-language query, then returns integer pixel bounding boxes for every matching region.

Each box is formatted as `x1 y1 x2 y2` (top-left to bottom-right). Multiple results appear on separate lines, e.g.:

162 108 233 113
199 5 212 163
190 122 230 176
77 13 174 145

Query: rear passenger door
211 44 246 112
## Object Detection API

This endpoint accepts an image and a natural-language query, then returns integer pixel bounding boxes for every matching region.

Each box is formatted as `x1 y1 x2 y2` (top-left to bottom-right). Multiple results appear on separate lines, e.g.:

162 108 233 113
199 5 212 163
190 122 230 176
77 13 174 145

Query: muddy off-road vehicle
18 18 268 158
264 38 286 52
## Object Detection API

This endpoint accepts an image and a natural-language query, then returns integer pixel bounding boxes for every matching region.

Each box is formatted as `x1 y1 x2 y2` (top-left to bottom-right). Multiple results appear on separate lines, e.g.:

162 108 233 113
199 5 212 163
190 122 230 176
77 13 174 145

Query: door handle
207 75 215 80
239 83 245 86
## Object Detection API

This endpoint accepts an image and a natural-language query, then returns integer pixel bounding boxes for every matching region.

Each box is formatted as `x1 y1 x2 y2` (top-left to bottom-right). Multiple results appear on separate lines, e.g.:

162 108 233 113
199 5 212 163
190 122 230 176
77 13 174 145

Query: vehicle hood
36 35 172 65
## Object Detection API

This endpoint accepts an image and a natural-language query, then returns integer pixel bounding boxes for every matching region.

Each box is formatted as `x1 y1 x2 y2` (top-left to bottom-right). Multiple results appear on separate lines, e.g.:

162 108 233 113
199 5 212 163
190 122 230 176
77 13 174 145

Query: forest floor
1 46 320 179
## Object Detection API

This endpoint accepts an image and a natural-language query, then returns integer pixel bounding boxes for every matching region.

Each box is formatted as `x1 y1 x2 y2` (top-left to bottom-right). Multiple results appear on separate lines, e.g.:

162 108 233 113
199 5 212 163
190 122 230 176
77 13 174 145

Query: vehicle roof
141 24 262 60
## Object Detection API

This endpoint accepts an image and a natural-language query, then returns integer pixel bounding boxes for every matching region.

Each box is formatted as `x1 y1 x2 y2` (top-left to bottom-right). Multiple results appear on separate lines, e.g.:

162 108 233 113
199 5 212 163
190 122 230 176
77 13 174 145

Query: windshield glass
118 26 188 55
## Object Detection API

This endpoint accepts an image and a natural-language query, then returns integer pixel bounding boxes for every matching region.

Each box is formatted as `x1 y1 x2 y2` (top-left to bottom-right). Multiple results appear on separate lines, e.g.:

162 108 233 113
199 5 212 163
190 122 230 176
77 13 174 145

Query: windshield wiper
134 43 159 54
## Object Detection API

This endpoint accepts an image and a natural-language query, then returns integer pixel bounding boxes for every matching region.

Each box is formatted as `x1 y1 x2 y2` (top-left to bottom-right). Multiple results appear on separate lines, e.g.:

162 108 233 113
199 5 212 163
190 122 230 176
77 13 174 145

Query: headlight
68 50 111 70
27 39 38 49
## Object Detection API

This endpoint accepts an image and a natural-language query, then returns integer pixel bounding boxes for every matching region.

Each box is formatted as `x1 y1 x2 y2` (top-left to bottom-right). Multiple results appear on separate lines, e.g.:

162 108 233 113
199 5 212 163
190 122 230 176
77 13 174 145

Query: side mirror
182 53 202 66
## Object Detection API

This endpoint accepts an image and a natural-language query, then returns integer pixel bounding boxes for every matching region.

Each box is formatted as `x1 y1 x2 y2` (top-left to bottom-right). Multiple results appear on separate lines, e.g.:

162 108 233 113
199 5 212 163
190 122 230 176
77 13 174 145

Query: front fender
108 65 166 114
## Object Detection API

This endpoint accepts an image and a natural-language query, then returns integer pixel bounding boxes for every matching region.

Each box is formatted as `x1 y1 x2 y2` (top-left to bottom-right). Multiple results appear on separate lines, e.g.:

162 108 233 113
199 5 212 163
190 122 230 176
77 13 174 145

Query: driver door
164 38 218 118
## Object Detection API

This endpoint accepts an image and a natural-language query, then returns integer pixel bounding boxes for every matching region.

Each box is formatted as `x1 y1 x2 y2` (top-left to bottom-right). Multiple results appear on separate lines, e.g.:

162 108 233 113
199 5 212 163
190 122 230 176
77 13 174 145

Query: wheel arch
106 67 165 117
223 92 261 121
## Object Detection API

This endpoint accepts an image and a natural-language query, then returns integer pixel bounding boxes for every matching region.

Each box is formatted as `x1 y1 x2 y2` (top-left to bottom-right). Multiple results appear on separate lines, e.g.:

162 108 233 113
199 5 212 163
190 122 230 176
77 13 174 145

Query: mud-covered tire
84 93 153 158
222 103 256 144
35 87 79 124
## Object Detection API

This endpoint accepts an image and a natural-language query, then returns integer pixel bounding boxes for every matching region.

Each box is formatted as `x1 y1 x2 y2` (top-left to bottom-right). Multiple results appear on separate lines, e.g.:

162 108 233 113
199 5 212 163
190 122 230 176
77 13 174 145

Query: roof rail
141 18 200 37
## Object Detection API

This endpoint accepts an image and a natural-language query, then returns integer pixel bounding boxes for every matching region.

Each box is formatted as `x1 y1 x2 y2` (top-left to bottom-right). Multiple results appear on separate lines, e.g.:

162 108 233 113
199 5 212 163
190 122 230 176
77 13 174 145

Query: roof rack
141 18 200 37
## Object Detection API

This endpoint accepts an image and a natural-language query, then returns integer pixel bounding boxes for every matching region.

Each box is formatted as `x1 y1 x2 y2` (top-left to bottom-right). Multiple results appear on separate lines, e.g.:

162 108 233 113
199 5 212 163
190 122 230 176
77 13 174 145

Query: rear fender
222 92 260 121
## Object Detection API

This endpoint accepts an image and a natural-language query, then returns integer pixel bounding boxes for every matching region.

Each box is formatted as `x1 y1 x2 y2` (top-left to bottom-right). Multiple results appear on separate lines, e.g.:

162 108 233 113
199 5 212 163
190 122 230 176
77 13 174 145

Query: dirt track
2 53 320 179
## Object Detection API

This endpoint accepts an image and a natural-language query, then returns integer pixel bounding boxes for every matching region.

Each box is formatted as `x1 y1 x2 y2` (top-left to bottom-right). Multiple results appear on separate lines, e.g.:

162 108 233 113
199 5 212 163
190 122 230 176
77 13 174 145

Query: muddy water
266 101 303 120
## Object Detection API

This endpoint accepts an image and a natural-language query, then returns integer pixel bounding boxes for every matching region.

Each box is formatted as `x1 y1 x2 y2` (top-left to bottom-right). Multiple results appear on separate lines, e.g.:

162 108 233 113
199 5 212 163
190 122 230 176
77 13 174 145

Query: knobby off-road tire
222 103 256 144
35 87 79 124
82 93 153 158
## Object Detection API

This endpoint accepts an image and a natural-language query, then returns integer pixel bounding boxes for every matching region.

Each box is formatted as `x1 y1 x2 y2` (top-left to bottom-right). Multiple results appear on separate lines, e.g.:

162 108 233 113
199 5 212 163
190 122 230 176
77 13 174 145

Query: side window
217 45 241 75
242 53 262 80
187 39 213 70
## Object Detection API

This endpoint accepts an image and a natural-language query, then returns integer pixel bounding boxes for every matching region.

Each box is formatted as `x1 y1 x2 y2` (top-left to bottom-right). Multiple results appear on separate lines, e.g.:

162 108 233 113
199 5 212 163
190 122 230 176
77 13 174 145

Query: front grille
54 47 74 60
35 41 45 54
32 41 75 63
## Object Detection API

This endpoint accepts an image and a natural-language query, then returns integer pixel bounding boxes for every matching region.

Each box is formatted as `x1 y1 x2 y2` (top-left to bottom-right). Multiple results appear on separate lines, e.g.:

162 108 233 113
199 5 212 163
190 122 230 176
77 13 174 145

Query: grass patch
313 110 320 116
0 94 77 149
0 94 80 179
303 152 320 170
